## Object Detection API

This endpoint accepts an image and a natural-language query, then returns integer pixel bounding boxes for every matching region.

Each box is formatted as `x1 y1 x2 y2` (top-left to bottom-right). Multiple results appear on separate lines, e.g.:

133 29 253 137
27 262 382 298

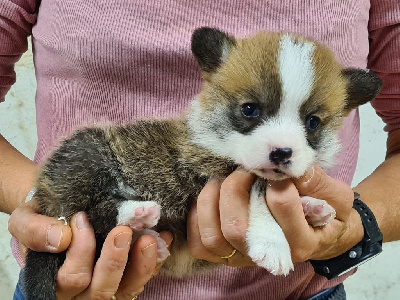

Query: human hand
8 200 73 259
9 202 173 299
56 212 173 300
266 166 363 262
187 166 363 268
187 169 257 267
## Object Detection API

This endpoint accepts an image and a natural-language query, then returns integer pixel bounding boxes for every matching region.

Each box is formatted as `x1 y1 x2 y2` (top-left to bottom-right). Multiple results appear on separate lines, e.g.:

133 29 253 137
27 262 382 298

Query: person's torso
32 1 370 298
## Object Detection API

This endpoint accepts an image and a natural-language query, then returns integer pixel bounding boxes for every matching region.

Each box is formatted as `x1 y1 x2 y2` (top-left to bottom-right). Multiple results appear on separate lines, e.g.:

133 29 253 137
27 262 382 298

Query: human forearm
353 129 400 243
0 134 38 214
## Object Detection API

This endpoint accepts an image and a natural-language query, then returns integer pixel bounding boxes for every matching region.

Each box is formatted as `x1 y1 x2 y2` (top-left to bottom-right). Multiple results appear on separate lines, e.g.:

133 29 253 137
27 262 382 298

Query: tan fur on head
189 28 382 178
197 32 282 112
200 32 347 121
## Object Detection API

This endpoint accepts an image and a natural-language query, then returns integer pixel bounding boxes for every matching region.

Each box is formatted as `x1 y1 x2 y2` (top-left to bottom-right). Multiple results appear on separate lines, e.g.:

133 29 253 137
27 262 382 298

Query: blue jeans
307 283 346 300
13 271 25 300
14 270 346 300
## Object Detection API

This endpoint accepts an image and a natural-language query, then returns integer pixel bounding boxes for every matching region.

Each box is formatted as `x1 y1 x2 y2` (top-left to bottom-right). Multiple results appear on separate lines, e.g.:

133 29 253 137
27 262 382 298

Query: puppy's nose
269 147 292 164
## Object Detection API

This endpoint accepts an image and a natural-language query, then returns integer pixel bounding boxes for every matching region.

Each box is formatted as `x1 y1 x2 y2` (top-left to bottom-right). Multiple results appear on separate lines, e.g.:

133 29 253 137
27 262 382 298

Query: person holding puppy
1 1 399 299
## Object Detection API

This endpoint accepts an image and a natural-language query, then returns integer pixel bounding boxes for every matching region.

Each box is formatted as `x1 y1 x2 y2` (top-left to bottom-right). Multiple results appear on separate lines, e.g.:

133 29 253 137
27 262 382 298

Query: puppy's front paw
247 236 294 276
117 200 161 230
301 196 336 227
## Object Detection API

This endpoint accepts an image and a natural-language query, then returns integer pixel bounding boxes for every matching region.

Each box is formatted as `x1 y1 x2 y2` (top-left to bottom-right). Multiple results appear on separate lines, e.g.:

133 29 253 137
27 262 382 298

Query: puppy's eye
241 103 261 118
306 116 321 132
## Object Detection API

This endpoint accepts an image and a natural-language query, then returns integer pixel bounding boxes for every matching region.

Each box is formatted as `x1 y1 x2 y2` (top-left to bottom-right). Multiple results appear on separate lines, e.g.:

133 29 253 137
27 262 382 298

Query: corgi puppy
24 27 382 300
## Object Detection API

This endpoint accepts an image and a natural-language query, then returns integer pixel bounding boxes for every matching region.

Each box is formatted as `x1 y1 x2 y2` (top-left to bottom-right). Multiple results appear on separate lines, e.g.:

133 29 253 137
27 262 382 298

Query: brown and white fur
24 27 382 300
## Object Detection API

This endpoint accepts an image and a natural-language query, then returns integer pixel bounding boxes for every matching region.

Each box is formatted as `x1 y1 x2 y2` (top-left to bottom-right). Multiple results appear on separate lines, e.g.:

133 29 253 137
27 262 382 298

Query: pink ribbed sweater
1 0 399 299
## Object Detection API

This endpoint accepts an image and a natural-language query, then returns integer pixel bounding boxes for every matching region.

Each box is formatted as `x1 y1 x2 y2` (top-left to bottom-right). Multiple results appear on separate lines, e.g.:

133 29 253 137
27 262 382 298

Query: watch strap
352 192 383 244
309 192 383 279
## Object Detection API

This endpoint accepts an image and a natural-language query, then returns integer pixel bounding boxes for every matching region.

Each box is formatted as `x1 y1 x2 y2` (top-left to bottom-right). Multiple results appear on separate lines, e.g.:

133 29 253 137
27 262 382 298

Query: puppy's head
188 27 382 180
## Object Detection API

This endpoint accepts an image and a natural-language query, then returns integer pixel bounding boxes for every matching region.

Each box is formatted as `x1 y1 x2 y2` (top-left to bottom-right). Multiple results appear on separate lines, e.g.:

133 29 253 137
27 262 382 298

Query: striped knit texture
1 0 399 299
368 0 400 132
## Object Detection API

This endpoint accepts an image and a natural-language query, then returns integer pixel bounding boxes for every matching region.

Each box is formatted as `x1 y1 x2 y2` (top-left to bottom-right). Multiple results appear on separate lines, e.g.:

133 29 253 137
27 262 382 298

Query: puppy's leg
301 196 336 227
246 179 294 275
117 200 169 262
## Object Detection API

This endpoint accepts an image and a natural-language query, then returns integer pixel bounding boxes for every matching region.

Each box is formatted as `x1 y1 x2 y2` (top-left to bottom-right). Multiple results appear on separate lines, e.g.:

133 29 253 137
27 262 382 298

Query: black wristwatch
309 192 383 279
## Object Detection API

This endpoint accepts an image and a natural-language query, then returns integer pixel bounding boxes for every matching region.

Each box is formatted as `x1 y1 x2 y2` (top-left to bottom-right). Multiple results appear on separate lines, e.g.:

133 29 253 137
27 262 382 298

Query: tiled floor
0 48 399 300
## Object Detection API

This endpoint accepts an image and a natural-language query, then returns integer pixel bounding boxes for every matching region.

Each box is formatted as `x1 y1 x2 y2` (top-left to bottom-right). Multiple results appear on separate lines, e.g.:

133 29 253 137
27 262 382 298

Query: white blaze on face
278 35 316 114
251 35 317 178
188 35 322 179
250 35 317 177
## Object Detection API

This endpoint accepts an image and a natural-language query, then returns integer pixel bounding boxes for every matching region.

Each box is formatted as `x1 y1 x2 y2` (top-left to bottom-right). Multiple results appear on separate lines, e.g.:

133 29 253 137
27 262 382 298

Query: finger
196 178 235 257
8 202 72 253
219 169 255 254
187 202 254 266
187 202 223 263
115 234 158 299
293 166 354 220
266 180 316 248
56 212 96 298
83 226 133 300
266 177 349 262
158 231 174 249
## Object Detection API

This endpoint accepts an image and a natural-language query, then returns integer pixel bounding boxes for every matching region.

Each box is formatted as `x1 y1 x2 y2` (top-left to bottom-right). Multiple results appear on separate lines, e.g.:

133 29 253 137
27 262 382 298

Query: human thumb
292 166 354 221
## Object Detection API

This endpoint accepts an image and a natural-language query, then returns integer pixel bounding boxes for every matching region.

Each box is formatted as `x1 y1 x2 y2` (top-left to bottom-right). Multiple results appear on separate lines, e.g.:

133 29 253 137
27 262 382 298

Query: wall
0 46 399 299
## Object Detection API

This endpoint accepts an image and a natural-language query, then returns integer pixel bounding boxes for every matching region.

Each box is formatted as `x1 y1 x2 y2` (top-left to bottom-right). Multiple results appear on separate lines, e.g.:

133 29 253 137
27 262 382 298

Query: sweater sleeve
368 0 400 133
0 0 38 102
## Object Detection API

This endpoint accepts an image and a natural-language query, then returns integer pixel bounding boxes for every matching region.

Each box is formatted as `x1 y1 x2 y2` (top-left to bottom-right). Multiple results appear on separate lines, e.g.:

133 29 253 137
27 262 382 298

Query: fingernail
114 232 132 249
165 236 174 246
161 234 173 247
75 212 90 230
141 242 157 258
299 166 315 184
46 224 63 250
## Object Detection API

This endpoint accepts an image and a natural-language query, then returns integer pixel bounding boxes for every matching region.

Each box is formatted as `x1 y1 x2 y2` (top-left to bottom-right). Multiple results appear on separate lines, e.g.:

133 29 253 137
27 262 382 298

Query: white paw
247 179 294 276
301 196 336 227
247 236 294 276
117 201 161 230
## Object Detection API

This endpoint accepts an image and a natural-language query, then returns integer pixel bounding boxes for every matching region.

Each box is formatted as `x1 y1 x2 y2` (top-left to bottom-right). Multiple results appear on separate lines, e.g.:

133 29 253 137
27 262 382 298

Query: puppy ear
191 27 236 78
342 69 382 113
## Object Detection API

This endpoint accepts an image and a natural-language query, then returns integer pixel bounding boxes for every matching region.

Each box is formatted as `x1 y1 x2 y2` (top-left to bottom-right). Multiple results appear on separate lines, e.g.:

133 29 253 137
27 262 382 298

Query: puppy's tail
24 250 66 300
